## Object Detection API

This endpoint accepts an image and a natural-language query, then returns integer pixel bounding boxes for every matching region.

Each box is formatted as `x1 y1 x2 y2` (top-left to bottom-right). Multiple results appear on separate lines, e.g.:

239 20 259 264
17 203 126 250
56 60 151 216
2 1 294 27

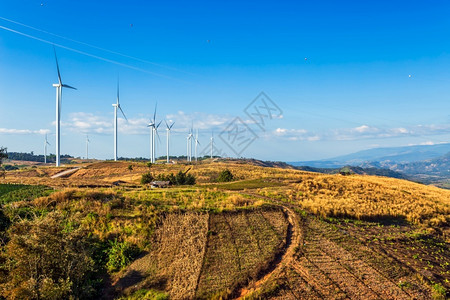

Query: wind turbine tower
165 121 175 163
44 134 50 164
112 81 127 161
186 129 193 162
194 129 200 162
148 104 161 163
52 47 76 167
86 135 90 160
210 132 214 159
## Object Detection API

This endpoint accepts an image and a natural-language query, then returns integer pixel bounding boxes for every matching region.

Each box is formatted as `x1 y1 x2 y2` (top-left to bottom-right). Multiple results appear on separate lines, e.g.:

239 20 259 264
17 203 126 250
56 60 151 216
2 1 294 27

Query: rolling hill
0 160 449 299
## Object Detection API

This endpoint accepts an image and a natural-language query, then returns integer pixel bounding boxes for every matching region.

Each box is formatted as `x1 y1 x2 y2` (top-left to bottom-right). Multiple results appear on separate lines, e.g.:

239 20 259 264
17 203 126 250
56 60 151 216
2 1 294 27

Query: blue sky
1 0 450 161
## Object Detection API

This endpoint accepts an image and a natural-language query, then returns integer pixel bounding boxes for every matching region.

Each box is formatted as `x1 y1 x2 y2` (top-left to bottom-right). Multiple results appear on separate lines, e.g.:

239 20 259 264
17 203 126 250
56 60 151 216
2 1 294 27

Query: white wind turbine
186 129 193 162
44 134 50 164
147 104 161 163
86 135 90 159
112 80 127 161
154 121 162 162
194 129 200 162
52 47 76 167
210 131 214 159
165 120 175 163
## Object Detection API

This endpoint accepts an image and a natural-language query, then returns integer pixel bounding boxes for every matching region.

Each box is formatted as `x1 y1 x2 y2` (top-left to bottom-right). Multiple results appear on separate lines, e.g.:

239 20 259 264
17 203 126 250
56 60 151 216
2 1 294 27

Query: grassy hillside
0 160 449 299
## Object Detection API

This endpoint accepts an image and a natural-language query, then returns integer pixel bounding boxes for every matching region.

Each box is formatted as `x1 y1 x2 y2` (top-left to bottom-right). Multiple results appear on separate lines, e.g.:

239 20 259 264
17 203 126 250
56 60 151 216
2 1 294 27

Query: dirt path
235 204 302 299
50 167 80 178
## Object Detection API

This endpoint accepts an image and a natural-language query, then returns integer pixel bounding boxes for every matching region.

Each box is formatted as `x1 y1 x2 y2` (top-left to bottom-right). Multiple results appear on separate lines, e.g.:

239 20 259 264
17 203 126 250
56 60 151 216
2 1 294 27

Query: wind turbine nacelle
52 83 60 87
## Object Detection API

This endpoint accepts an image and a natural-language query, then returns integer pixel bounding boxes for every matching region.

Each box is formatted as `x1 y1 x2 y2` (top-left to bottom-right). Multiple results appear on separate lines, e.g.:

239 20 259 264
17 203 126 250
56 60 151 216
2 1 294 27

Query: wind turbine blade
169 122 175 130
62 84 77 90
119 106 128 121
53 46 62 84
165 120 169 129
153 103 157 122
156 120 162 129
117 78 120 105
155 128 161 143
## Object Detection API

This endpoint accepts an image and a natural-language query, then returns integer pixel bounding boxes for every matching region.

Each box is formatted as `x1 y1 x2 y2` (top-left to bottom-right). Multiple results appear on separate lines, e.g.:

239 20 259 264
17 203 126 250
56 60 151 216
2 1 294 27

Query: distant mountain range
289 143 450 189
290 143 450 168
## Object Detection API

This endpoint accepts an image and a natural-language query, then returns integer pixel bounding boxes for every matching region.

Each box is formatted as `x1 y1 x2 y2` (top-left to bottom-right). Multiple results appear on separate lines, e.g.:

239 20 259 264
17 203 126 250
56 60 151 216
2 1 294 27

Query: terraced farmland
110 208 289 299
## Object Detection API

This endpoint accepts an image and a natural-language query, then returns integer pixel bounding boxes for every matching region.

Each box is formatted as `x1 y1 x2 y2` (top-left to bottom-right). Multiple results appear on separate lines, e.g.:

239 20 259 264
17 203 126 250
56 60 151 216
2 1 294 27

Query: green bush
175 171 195 185
141 172 154 185
0 212 98 299
105 239 139 272
155 171 195 185
155 173 175 183
217 169 234 182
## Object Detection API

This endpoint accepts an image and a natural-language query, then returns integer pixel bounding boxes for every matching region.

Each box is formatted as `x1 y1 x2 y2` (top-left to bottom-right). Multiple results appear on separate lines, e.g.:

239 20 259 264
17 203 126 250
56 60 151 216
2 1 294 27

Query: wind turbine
165 120 175 163
112 80 127 161
52 47 76 167
186 129 193 162
147 104 161 163
86 135 90 160
44 134 50 164
210 131 214 159
186 134 189 162
147 108 155 163
154 120 162 162
194 129 200 162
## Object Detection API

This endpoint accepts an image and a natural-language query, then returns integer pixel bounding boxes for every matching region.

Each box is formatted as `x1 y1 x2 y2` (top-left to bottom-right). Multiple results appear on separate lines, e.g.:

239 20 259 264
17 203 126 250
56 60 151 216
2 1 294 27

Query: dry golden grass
3 160 449 227
262 174 450 226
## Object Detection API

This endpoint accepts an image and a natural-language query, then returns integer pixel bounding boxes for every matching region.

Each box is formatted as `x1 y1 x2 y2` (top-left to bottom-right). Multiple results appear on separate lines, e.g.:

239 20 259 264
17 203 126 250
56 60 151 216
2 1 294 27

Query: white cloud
268 123 450 142
59 111 236 136
271 128 316 140
275 128 287 134
0 128 50 135
65 112 112 134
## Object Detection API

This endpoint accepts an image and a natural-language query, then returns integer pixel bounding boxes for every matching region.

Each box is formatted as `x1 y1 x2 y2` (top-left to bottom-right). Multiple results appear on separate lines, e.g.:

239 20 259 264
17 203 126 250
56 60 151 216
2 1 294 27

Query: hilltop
0 160 449 299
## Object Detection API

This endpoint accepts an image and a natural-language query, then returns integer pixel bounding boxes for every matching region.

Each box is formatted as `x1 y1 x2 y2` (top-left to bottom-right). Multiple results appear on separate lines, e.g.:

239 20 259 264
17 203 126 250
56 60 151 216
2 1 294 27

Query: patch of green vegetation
105 239 140 272
432 282 447 299
119 289 169 300
0 184 28 197
0 184 54 204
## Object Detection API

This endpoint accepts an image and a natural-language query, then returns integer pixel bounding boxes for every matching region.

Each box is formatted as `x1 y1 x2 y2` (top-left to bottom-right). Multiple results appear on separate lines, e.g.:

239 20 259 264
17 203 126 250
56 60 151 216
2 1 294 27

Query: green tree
141 172 154 184
0 147 7 165
217 169 234 182
0 147 7 179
